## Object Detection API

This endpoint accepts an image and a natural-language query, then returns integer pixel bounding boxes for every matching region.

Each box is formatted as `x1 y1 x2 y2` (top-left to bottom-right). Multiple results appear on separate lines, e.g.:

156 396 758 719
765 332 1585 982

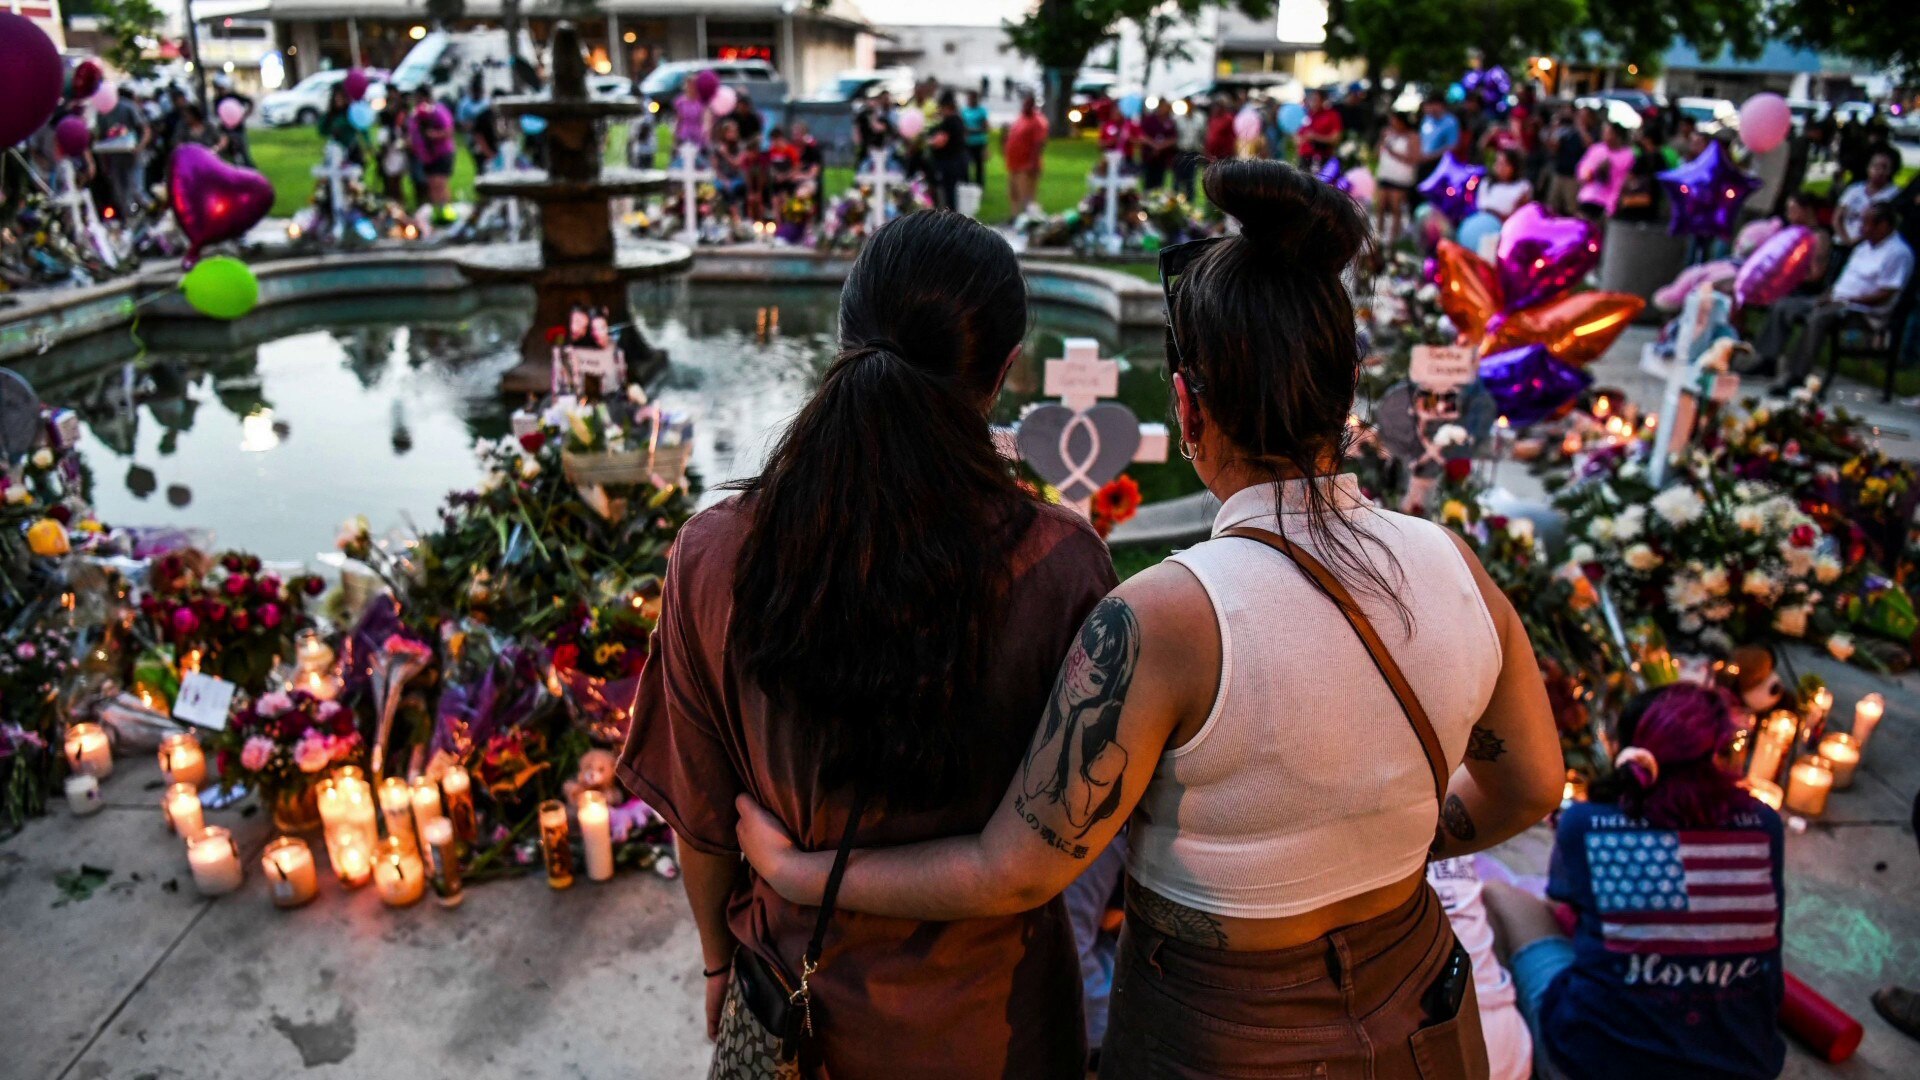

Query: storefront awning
223 0 870 32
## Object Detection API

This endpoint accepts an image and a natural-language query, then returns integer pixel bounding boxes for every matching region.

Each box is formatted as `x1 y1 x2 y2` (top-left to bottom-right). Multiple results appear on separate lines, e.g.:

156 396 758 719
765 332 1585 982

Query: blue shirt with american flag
1539 799 1786 1080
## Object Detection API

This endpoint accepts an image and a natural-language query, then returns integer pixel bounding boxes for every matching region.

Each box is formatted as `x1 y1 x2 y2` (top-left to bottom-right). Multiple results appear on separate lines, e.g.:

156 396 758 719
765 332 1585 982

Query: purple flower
15 642 36 660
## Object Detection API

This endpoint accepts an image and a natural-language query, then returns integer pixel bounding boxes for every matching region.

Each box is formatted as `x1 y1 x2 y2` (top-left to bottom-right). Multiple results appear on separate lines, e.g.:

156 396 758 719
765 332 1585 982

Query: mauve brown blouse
618 494 1117 1080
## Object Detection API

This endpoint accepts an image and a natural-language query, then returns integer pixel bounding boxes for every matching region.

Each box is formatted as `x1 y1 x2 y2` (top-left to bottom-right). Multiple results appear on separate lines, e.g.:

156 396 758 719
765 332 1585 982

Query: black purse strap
801 782 873 976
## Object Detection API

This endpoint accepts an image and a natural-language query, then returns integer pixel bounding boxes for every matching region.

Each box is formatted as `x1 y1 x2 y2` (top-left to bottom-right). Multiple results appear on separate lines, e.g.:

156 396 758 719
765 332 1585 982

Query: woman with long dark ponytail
618 211 1113 1078
735 160 1565 1078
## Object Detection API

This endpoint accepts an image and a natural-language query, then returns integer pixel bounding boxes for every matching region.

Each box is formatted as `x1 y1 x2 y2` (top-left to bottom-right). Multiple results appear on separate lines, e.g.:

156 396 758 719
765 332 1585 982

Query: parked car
1674 96 1739 134
260 68 389 127
389 29 533 103
587 75 636 102
1575 95 1646 131
638 59 787 120
1165 72 1299 109
805 68 915 105
1592 87 1661 114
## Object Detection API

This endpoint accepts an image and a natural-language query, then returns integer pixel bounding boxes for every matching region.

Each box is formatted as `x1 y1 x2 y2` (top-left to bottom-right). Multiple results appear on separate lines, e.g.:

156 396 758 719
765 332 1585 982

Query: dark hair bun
1203 159 1371 274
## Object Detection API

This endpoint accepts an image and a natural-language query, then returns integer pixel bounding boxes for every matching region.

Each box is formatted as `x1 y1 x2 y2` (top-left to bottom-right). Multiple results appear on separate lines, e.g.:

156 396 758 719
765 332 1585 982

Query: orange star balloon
1482 292 1645 367
1432 240 1502 341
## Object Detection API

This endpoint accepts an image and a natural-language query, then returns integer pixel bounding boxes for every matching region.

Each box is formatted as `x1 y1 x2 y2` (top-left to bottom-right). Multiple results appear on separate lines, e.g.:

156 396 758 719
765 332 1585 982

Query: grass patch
1111 541 1178 580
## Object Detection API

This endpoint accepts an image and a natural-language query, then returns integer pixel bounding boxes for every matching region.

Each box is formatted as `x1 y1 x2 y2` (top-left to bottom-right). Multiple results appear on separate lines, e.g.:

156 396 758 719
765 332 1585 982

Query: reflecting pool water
19 282 1181 563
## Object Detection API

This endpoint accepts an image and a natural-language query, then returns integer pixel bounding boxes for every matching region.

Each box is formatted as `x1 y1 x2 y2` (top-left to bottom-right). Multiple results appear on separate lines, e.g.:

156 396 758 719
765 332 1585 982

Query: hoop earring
1179 439 1197 462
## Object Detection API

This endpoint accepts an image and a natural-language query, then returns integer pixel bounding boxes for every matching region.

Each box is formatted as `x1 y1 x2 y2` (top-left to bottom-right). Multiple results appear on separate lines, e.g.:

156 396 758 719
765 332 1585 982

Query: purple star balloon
1656 140 1761 239
1416 151 1485 223
1315 156 1351 195
1477 344 1592 428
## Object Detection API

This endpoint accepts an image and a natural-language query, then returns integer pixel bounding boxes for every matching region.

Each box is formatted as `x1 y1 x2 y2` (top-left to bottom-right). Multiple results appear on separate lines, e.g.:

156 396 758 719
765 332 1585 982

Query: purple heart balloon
168 144 275 263
1656 140 1761 239
1477 344 1592 429
1416 151 1484 223
1494 202 1602 313
0 13 63 150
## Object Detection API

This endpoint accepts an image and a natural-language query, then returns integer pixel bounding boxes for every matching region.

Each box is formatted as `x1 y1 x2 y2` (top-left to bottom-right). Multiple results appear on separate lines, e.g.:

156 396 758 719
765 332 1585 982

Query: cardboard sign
1410 345 1478 391
172 673 237 731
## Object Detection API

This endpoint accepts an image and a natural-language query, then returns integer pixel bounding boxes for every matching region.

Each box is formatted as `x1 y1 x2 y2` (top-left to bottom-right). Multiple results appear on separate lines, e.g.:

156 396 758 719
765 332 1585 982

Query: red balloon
0 13 63 149
1734 225 1818 309
168 144 276 263
342 67 369 102
68 58 102 101
1432 240 1503 341
692 69 720 103
54 114 91 158
1482 291 1645 366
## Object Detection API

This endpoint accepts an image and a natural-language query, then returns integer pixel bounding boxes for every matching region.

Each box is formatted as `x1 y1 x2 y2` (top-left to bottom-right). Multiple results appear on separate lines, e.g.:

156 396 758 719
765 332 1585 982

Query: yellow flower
27 518 70 557
1441 500 1469 526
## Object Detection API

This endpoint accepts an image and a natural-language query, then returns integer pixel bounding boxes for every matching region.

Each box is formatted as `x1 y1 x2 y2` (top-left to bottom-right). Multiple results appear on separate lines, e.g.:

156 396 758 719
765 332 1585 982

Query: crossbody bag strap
801 782 873 975
1220 525 1450 807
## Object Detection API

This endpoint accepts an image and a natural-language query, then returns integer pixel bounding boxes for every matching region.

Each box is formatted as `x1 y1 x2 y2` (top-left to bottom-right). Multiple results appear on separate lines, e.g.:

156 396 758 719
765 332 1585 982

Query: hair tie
1614 746 1659 787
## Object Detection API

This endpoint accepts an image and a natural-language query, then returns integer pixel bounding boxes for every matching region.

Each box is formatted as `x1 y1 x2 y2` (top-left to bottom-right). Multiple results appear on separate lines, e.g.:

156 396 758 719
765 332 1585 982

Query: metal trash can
1600 219 1690 321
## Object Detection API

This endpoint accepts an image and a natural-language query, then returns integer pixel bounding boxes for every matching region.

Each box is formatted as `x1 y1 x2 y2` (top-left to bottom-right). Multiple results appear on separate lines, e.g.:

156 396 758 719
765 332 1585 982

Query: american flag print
1586 829 1778 956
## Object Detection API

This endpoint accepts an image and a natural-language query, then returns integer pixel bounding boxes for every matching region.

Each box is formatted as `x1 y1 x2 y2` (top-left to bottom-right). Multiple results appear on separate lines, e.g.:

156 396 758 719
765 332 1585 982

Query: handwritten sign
173 673 237 731
1410 345 1478 392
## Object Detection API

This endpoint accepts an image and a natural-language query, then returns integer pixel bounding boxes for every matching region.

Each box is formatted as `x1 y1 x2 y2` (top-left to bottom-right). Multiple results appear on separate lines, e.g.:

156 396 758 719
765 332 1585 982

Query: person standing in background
1138 99 1178 191
673 77 709 157
928 91 970 211
1419 95 1461 180
961 90 991 188
1295 88 1343 170
1544 108 1588 215
1575 123 1635 223
408 92 458 217
1003 93 1049 220
93 84 150 217
1374 111 1420 241
212 75 254 167
379 91 413 204
1428 857 1533 1080
1203 98 1237 162
1171 98 1206 199
856 89 897 162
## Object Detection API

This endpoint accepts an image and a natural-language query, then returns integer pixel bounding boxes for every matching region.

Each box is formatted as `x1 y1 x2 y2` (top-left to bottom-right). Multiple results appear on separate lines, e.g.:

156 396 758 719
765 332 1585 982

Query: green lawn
251 124 1117 223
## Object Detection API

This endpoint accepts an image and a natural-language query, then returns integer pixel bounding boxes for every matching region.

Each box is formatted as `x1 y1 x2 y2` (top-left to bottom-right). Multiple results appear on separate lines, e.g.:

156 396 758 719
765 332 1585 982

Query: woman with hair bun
735 159 1563 1078
1483 683 1787 1080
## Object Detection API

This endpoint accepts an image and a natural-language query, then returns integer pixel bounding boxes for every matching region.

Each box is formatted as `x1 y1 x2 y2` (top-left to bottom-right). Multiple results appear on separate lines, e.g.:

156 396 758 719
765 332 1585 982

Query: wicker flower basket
562 443 691 488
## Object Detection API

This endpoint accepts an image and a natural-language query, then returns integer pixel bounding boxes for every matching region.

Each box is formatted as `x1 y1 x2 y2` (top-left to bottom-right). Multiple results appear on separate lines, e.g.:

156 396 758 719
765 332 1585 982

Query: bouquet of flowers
0 622 76 832
134 550 327 694
210 688 363 807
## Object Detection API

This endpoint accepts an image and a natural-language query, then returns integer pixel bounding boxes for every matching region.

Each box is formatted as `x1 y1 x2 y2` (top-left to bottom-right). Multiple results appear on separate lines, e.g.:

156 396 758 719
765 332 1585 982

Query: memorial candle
539 799 574 889
64 774 102 816
164 782 205 836
410 775 444 852
378 777 418 855
64 722 113 778
186 825 244 896
1817 734 1860 789
261 837 318 908
1784 756 1834 817
422 816 464 907
441 764 475 844
1747 711 1797 785
332 833 372 887
1748 779 1784 810
578 790 614 881
290 629 340 701
373 837 426 907
1853 694 1884 749
318 768 378 885
157 731 207 787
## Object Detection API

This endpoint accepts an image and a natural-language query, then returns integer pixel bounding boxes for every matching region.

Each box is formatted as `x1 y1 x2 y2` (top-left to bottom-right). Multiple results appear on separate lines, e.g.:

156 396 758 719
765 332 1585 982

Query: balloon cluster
689 69 740 123
1430 204 1645 426
1455 67 1513 117
1656 141 1760 238
1416 151 1485 222
1313 157 1375 204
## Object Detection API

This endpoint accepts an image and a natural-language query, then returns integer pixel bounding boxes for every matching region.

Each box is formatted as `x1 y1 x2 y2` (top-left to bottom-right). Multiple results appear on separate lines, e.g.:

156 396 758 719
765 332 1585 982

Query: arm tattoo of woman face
1128 880 1227 949
1018 597 1139 856
1466 725 1507 762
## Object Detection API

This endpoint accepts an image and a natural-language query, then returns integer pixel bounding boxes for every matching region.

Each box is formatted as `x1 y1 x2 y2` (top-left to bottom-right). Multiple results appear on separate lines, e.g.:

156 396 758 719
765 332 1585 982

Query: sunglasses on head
1157 235 1229 391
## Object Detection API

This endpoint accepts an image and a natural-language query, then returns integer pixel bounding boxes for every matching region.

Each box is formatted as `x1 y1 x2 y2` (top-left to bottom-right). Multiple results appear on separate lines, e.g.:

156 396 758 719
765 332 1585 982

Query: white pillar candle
378 776 418 851
292 630 339 700
1810 686 1834 722
578 790 614 881
318 768 379 884
441 764 476 844
1853 694 1885 748
1817 734 1861 789
410 775 444 850
373 837 426 906
261 837 318 908
164 782 205 836
186 825 245 896
332 833 373 887
422 816 464 907
64 773 103 816
1784 756 1834 817
1747 712 1797 785
64 722 113 778
157 732 207 787
1748 779 1783 810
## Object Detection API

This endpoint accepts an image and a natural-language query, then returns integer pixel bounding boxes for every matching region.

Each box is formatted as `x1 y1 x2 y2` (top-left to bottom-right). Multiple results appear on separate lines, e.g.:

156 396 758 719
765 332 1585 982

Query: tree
1781 0 1920 77
1558 0 1770 73
85 0 166 79
1325 0 1582 89
1006 0 1276 128
1135 4 1197 93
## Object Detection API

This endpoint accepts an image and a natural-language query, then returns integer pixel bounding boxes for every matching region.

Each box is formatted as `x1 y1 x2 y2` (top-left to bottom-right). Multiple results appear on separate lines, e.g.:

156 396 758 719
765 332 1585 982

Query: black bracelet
703 964 729 978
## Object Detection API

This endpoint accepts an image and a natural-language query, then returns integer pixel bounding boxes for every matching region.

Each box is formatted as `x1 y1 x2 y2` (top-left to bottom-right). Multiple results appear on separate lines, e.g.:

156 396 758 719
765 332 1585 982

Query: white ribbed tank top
1130 475 1503 918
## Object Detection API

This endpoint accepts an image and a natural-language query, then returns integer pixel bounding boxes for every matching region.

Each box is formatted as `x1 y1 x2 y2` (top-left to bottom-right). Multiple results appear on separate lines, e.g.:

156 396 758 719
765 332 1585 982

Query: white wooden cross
859 148 906 232
1087 150 1139 254
311 141 361 243
666 141 715 246
1644 280 1738 487
994 337 1169 519
53 158 117 270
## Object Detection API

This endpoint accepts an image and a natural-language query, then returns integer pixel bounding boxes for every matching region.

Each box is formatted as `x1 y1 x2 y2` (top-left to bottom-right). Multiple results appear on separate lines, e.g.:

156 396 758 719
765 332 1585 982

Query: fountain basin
453 239 693 284
474 167 670 201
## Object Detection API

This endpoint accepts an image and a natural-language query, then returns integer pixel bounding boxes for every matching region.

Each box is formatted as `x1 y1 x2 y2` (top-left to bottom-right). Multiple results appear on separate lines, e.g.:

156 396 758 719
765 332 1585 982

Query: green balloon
181 256 260 321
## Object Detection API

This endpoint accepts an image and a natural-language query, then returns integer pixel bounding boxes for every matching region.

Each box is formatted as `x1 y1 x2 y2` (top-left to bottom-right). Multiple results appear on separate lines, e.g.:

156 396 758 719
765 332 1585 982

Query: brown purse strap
1220 526 1450 807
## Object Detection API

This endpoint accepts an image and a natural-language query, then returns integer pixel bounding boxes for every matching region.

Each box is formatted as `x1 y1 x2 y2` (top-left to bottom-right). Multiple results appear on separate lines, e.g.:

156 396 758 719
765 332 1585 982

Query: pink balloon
1233 106 1262 141
54 114 91 158
1738 93 1792 155
1734 216 1784 259
168 143 275 263
342 68 369 102
692 69 720 103
707 85 739 122
1343 165 1376 205
1734 225 1818 309
894 106 925 140
90 81 120 114
1494 202 1601 313
0 13 63 149
1653 259 1737 312
217 98 246 128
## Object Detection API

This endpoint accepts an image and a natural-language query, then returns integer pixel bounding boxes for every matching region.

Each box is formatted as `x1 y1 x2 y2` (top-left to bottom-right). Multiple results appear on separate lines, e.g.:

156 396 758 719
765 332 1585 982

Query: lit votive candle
1854 694 1885 749
157 731 207 787
1817 733 1861 789
1748 779 1784 810
1747 711 1797 785
410 775 444 849
1784 756 1834 817
539 799 574 889
332 834 373 888
64 722 113 778
442 764 476 844
379 777 418 854
261 836 318 908
1810 686 1834 721
422 817 464 907
164 781 205 836
186 825 245 896
372 837 426 907
64 773 103 816
578 790 614 882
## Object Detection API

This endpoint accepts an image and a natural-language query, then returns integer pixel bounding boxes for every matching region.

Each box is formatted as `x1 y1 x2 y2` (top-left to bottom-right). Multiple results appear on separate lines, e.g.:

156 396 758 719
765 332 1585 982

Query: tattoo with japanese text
1020 597 1138 856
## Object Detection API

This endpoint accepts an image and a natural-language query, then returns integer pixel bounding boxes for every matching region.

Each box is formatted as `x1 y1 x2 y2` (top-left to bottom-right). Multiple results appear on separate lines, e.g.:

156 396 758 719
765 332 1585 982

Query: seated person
1783 191 1833 291
709 119 749 222
763 127 799 205
1428 856 1534 1080
1749 203 1913 389
1483 684 1786 1080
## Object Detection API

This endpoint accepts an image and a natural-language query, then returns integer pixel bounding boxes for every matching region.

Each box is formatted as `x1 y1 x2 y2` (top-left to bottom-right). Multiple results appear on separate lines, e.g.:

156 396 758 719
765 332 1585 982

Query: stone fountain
456 22 692 396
